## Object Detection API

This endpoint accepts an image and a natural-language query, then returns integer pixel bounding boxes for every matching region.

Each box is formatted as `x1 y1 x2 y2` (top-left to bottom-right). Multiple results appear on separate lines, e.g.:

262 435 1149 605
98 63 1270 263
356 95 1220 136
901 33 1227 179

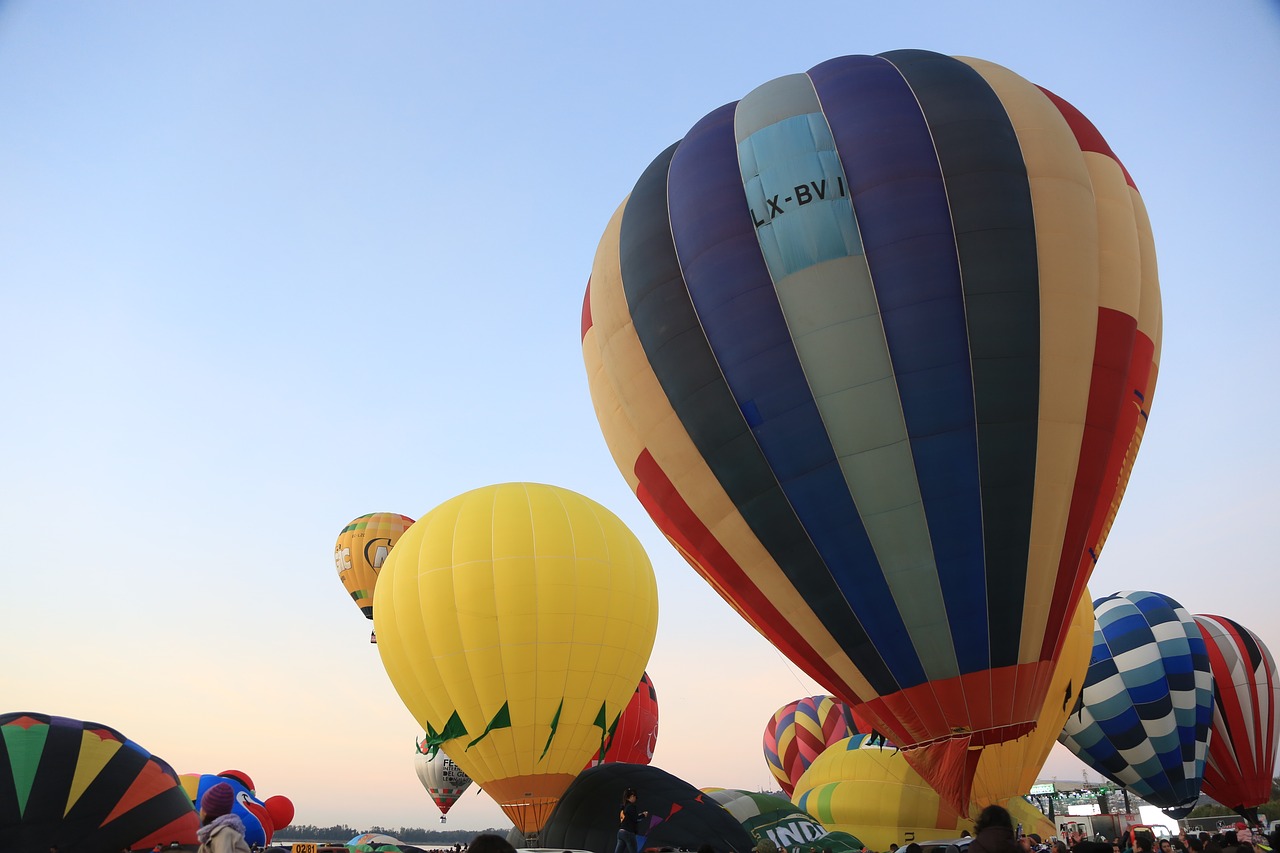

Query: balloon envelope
335 512 415 620
413 746 472 818
373 483 659 834
0 711 199 852
581 49 1161 812
763 695 858 797
540 763 753 853
704 788 857 853
587 671 659 768
792 734 966 851
1194 615 1280 813
1058 591 1213 816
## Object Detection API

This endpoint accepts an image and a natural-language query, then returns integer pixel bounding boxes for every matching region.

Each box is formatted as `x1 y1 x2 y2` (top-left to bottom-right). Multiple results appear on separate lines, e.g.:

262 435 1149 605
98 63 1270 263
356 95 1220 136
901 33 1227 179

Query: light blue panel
737 113 860 278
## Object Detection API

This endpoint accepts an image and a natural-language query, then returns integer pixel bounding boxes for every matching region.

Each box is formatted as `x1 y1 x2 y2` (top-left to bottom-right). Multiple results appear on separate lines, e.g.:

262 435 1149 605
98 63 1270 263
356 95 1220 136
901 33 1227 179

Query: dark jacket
620 800 642 833
970 826 1021 853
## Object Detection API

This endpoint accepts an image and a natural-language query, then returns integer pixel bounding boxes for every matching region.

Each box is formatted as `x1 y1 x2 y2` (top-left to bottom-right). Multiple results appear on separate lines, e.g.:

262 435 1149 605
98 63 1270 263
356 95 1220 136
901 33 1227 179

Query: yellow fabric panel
1085 154 1142 317
793 738 967 850
67 730 121 816
969 588 1093 807
1132 190 1163 371
1006 796 1054 838
373 483 658 830
960 58 1100 663
584 192 875 700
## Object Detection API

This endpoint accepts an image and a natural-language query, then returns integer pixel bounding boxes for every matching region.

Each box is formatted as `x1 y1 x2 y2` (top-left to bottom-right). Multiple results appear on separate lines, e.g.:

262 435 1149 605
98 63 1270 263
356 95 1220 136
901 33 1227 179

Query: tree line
278 824 509 844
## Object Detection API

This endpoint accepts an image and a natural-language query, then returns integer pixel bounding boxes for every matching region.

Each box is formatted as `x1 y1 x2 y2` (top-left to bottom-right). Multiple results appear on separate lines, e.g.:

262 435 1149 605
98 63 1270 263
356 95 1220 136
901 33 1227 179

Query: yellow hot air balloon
792 734 967 851
373 483 659 838
335 511 415 622
968 588 1095 809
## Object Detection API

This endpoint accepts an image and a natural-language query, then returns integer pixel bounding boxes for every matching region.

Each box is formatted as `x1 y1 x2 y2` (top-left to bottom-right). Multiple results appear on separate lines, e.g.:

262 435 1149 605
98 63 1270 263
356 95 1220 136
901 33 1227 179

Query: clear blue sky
2 0 1278 834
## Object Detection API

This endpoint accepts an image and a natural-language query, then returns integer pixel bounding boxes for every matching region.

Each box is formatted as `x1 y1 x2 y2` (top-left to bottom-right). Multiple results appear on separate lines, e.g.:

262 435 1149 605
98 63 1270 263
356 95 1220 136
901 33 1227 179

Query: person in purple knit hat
196 781 251 853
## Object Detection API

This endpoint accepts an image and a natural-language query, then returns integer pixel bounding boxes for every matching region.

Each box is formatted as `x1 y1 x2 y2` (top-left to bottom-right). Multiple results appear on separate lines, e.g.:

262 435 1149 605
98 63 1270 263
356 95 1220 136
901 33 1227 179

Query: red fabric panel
1040 307 1136 661
1038 86 1136 189
580 279 593 341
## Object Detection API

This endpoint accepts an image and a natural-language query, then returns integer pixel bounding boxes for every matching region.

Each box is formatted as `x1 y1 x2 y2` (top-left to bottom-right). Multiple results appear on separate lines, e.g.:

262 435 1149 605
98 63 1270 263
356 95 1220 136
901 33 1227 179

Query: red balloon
586 672 658 767
1195 615 1279 813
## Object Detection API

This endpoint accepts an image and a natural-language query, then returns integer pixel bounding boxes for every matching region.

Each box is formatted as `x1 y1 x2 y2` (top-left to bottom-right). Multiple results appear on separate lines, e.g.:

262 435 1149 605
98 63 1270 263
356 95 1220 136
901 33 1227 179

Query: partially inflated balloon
373 483 659 835
0 712 199 852
792 734 967 850
335 512 415 620
586 671 659 768
763 696 859 796
179 772 291 847
414 744 472 820
1059 591 1212 816
581 50 1161 811
968 588 1095 808
1194 615 1279 816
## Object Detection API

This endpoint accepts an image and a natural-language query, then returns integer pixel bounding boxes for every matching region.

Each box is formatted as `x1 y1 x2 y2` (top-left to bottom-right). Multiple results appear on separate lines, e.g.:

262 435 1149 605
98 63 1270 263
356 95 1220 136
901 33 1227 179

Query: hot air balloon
540 764 753 853
414 742 473 822
967 588 1095 809
1058 591 1213 817
581 49 1161 811
179 772 293 847
1194 615 1279 821
792 734 968 851
373 482 659 838
0 711 200 852
586 671 659 768
703 788 862 853
335 512 415 639
763 695 860 797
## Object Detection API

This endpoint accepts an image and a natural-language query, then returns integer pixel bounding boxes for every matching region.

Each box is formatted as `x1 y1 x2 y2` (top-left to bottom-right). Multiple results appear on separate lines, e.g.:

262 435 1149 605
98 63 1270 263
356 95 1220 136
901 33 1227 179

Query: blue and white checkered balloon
1058 590 1213 816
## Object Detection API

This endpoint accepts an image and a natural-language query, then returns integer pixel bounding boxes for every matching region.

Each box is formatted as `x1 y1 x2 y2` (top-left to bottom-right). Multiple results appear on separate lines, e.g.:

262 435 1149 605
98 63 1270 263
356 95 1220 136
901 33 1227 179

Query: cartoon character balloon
1194 615 1279 818
373 482 659 836
414 742 473 821
586 671 659 768
335 512 415 635
763 695 860 796
180 772 293 847
581 49 1161 811
1059 591 1213 816
0 712 200 852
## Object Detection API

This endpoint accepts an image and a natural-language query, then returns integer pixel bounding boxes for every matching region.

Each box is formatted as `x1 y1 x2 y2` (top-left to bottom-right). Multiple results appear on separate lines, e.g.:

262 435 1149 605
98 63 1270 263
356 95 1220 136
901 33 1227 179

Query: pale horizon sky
2 0 1278 835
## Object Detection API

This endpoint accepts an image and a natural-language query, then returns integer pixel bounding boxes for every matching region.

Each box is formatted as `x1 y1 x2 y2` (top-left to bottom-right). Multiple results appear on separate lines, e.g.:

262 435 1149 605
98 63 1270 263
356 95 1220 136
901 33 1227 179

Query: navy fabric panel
881 49 1041 670
808 55 988 674
615 120 901 696
667 95 925 688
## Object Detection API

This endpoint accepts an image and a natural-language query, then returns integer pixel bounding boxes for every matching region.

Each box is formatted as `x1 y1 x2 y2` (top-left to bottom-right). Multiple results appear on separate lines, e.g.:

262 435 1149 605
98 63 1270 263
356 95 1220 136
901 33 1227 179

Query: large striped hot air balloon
0 712 200 852
1194 615 1279 819
1059 591 1213 817
581 50 1161 811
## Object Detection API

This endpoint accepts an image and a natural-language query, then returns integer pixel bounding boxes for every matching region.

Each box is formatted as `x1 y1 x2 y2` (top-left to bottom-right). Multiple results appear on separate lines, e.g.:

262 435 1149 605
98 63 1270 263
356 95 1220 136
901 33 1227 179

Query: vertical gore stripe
881 48 1042 672
809 54 987 672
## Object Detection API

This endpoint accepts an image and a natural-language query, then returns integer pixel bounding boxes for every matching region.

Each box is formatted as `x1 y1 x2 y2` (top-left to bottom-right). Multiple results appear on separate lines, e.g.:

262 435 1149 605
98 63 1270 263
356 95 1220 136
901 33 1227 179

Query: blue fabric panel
807 54 987 675
666 89 926 687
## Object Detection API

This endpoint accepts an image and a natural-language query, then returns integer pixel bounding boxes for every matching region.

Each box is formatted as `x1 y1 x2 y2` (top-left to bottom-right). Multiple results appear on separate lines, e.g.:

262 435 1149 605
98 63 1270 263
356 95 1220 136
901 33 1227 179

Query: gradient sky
3 0 1278 834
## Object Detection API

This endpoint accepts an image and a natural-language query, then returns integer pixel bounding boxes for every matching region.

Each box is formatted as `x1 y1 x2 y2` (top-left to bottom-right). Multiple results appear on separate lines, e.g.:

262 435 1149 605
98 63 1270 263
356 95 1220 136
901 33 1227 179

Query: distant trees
279 824 510 844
